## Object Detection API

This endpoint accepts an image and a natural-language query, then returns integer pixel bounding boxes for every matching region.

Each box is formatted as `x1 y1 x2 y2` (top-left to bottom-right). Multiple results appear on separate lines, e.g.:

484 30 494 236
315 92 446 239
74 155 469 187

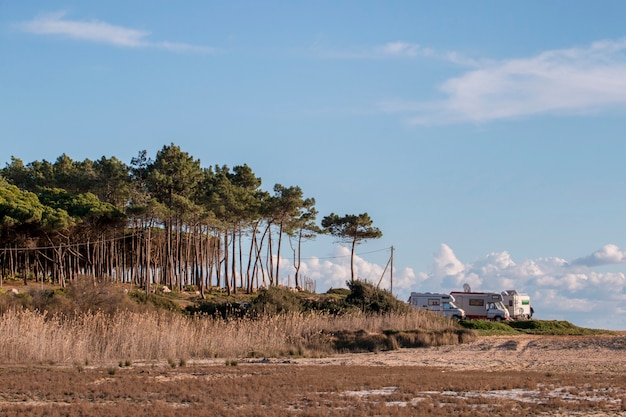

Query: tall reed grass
0 308 459 365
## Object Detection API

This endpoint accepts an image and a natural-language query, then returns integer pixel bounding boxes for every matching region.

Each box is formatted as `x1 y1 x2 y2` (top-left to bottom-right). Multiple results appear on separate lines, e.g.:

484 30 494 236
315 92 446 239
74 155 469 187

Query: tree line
0 143 382 296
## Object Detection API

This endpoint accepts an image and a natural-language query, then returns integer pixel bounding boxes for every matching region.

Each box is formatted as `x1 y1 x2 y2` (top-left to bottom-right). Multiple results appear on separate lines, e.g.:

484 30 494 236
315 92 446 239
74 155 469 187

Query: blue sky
2 1 626 329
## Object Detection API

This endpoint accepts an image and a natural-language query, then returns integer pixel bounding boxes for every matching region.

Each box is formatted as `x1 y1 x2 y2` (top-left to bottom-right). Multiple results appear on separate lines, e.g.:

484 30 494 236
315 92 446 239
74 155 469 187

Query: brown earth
0 334 625 416
280 333 626 374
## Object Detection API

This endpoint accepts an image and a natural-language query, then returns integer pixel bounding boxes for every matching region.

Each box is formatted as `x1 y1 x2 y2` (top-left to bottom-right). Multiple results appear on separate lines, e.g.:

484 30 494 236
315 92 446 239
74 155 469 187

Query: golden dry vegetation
0 280 624 416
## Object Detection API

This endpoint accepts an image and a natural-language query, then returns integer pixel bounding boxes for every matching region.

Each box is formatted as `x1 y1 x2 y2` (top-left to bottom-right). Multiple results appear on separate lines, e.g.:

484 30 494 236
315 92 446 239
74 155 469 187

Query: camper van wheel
452 315 460 321
495 316 502 322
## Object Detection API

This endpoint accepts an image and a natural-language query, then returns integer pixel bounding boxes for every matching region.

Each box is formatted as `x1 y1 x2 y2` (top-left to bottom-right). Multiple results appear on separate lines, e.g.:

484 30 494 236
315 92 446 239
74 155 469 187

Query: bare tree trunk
223 230 230 294
267 230 274 286
145 221 152 293
275 222 284 287
231 229 237 294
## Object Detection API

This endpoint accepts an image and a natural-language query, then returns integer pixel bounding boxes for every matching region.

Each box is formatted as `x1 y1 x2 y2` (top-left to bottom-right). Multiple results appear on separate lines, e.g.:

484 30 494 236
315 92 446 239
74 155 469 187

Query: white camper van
449 291 510 321
501 290 533 320
407 292 466 320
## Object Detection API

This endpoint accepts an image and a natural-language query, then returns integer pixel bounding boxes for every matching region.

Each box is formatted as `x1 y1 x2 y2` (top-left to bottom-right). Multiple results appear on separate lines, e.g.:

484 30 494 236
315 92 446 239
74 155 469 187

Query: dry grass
0 363 623 416
0 309 469 365
0 307 623 416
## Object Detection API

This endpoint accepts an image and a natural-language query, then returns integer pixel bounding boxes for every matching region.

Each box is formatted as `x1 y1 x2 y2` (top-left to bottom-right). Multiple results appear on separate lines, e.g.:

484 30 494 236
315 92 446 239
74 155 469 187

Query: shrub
508 319 607 335
345 280 410 314
29 287 73 315
459 320 518 334
185 300 248 319
248 286 303 317
128 290 181 312
67 276 130 315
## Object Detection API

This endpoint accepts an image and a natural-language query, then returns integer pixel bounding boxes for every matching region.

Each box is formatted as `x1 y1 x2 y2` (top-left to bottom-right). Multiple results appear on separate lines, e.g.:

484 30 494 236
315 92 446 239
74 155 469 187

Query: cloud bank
287 243 626 329
18 11 213 53
381 37 626 124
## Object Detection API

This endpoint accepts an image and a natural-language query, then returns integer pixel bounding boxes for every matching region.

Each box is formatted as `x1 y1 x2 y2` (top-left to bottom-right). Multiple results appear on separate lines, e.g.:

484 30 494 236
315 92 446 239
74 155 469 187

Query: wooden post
390 246 394 294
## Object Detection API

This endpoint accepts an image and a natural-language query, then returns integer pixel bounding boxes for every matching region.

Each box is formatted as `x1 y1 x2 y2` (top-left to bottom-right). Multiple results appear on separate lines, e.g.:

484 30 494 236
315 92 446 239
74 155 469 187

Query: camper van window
509 300 513 307
443 302 450 309
469 299 484 307
428 299 440 306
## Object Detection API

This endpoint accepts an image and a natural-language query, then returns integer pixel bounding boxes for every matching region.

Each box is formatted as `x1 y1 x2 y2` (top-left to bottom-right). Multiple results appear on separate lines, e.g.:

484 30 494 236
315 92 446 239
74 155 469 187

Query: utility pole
390 245 394 294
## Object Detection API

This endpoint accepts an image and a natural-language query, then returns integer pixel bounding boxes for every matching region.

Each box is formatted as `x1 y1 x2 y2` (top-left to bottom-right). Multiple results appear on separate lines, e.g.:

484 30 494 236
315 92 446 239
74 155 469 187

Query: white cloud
414 244 626 329
384 37 626 124
432 243 465 276
572 244 626 267
18 11 214 53
276 245 417 297
288 243 626 329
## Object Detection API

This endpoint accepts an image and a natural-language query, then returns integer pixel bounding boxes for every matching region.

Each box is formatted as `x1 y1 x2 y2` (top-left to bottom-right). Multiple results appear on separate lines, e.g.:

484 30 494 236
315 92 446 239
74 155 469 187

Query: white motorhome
407 292 466 320
501 290 533 320
449 291 510 321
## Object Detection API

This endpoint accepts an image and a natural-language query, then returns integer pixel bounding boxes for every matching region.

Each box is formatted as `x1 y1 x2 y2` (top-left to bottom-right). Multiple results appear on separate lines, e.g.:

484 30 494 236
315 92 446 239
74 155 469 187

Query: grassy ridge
0 308 475 365
0 278 474 364
459 319 613 336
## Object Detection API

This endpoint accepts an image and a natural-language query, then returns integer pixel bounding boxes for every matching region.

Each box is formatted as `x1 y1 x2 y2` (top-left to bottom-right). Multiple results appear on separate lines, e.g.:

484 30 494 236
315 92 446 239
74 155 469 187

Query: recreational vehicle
449 291 510 321
501 290 533 319
407 292 466 320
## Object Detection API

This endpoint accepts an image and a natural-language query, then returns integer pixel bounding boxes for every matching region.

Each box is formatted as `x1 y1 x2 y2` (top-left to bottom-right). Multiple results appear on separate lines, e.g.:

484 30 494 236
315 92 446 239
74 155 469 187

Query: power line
1 235 392 261
300 246 392 260
1 235 128 251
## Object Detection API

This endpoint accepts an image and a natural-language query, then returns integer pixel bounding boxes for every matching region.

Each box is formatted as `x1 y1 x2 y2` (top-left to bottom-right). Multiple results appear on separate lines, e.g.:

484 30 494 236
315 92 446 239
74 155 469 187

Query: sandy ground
0 334 624 416
253 333 626 374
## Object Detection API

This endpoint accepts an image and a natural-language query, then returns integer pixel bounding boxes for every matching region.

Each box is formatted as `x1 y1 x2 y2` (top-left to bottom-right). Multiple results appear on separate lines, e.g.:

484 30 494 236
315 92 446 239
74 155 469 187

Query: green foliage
148 143 203 208
325 287 351 297
127 290 181 312
185 300 249 319
0 281 128 316
0 184 44 227
29 287 73 314
459 319 613 336
321 213 382 281
300 293 356 315
507 319 609 335
345 280 410 314
331 328 476 353
185 281 412 319
459 320 518 335
38 188 122 221
321 212 382 242
184 281 416 319
0 146 394 317
40 205 73 230
249 286 303 317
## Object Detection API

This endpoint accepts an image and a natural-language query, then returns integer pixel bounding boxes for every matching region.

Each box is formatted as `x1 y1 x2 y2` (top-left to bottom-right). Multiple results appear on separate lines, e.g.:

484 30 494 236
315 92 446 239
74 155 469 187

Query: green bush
184 280 412 318
325 287 351 297
459 319 612 336
127 290 181 312
29 288 73 314
508 320 608 335
248 286 303 317
185 301 248 319
300 295 356 315
345 280 410 314
458 320 518 334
